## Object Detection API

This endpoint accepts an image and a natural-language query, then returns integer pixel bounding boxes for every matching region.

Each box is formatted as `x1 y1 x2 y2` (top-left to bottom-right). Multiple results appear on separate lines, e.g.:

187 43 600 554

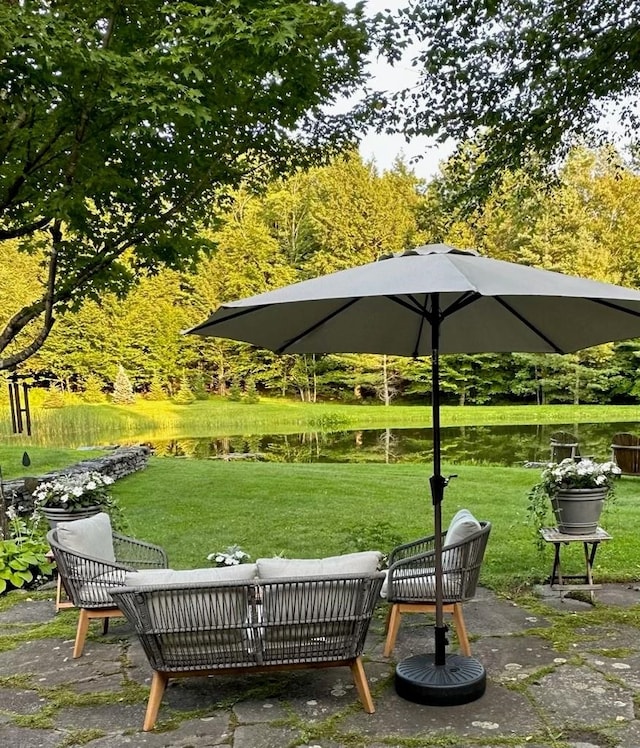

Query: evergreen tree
146 373 168 401
244 378 260 404
112 365 135 405
82 374 106 403
173 376 196 405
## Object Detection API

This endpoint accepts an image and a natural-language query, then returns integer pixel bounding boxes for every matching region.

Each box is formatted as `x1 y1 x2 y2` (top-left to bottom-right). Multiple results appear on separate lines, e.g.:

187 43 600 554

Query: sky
353 0 456 179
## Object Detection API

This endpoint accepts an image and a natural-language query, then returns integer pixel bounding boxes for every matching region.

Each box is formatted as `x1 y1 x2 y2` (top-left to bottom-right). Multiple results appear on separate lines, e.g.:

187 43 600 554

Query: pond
146 422 640 466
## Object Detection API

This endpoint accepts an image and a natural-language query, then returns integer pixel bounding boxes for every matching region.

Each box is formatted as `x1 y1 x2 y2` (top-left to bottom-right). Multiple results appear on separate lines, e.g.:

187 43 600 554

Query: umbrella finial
379 244 480 261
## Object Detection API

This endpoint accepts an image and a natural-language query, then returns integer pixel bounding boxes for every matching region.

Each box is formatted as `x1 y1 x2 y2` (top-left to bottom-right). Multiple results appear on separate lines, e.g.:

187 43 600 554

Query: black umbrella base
395 653 486 706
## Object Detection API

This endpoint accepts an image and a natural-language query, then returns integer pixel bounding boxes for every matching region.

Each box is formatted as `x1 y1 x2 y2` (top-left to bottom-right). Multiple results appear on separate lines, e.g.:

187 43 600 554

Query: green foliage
82 374 106 404
227 382 243 402
111 365 135 405
42 383 65 410
385 0 640 200
0 512 53 595
0 0 371 370
173 376 196 405
244 378 260 404
189 373 209 401
146 373 168 401
0 538 52 594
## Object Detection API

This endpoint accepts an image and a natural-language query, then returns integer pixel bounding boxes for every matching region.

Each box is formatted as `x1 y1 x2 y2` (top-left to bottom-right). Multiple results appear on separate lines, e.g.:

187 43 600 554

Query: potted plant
528 458 621 536
32 471 116 528
207 544 251 567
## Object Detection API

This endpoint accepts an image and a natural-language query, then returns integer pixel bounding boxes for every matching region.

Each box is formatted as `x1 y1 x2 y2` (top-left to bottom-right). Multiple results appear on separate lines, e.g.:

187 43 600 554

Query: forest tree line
2 146 640 407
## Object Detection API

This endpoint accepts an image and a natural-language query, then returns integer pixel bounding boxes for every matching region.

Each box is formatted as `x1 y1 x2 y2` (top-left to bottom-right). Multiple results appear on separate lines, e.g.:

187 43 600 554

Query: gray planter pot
551 488 607 535
40 505 102 529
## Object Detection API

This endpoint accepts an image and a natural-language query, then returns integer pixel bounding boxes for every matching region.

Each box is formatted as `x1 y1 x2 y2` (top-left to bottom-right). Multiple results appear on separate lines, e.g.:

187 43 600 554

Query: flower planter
550 487 607 535
40 505 102 529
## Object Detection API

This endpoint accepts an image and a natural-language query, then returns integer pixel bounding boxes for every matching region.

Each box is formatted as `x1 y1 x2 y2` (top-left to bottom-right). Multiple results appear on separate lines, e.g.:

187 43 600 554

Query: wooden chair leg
383 604 402 657
350 657 375 714
452 603 471 656
73 608 91 658
384 604 392 634
143 671 169 731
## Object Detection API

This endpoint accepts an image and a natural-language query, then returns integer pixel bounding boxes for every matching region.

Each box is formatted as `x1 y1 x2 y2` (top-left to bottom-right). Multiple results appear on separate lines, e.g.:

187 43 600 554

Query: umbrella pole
394 292 486 705
429 307 447 666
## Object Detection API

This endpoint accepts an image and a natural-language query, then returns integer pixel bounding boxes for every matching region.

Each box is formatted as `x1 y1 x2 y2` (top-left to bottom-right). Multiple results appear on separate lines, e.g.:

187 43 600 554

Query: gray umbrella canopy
187 244 640 355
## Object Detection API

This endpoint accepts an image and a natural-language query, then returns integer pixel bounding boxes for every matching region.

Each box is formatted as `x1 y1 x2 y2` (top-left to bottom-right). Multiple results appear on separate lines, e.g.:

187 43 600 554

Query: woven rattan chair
550 430 580 462
47 512 168 658
611 432 640 475
382 516 491 657
112 571 384 731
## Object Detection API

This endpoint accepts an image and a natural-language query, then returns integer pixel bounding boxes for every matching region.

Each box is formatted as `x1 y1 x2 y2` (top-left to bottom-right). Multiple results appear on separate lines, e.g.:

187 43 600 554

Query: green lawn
112 457 640 595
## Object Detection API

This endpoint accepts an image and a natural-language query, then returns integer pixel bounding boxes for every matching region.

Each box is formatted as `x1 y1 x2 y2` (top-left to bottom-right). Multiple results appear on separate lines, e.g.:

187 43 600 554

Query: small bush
42 383 65 409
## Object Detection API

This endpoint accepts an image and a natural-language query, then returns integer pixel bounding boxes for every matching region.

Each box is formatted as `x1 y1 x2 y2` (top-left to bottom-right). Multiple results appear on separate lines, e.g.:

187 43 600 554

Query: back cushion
442 509 481 570
256 551 381 579
56 512 115 563
125 564 257 586
123 565 258 638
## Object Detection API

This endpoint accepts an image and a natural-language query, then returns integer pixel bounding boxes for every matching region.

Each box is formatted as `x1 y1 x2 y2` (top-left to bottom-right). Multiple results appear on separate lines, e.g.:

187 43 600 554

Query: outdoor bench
112 551 384 730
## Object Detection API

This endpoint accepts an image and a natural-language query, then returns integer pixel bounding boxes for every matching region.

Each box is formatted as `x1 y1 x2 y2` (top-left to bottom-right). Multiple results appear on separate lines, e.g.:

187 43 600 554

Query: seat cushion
380 567 462 600
56 512 116 563
256 551 381 579
124 564 257 586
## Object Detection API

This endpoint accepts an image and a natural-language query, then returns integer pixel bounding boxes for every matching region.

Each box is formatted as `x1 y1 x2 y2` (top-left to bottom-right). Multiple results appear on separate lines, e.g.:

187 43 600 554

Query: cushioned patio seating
46 512 168 658
112 550 383 731
382 510 491 657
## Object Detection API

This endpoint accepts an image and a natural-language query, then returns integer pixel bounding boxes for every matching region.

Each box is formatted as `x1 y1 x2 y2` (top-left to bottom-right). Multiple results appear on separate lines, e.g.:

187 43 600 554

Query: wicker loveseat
112 551 384 731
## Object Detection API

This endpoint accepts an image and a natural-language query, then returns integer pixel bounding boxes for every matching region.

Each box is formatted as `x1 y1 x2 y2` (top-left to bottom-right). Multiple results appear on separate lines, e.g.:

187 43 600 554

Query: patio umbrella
187 243 640 704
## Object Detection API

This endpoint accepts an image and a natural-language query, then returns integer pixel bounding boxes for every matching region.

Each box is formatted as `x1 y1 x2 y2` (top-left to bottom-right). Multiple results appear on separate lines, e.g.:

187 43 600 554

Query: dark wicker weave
47 526 168 658
383 521 491 657
611 432 640 475
112 571 384 731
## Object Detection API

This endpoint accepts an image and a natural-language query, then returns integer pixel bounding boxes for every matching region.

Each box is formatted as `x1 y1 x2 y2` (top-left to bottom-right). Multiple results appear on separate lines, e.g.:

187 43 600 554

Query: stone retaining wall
3 445 152 509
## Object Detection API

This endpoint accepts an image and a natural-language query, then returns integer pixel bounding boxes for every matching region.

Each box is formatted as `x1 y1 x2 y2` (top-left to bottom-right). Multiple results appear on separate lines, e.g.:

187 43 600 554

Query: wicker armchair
382 516 491 657
550 430 580 462
47 512 168 658
112 571 384 731
611 432 640 475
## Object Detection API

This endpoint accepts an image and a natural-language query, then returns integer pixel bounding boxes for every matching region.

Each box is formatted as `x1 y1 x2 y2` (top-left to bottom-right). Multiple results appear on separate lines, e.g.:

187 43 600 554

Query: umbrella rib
495 297 564 353
590 298 640 318
386 294 434 358
275 298 360 353
188 304 268 333
441 291 482 318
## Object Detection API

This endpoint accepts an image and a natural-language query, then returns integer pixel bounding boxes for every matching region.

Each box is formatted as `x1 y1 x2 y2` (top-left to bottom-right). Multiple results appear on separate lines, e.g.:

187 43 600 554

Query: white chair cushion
256 551 381 579
442 509 481 570
56 512 116 563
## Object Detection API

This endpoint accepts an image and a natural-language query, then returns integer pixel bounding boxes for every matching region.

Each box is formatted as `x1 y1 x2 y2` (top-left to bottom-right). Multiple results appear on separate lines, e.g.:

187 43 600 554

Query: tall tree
0 0 371 370
383 0 640 200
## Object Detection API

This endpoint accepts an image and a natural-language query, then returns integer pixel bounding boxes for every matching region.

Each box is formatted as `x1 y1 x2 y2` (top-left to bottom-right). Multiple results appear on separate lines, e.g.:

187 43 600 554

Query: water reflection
148 422 640 466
